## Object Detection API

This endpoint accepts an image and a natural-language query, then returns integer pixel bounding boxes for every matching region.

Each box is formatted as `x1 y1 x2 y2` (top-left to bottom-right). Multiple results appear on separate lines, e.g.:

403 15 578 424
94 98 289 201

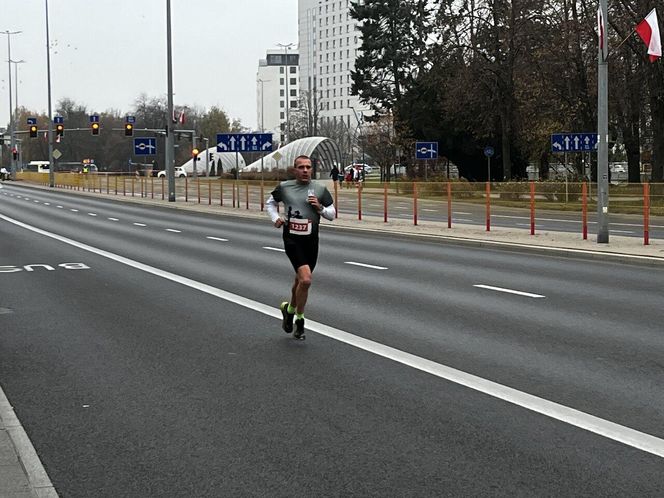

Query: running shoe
293 318 306 340
280 302 294 334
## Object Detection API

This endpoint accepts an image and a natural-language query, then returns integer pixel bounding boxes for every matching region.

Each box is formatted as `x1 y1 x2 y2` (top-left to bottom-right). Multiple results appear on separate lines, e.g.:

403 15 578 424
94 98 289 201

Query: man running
266 155 335 340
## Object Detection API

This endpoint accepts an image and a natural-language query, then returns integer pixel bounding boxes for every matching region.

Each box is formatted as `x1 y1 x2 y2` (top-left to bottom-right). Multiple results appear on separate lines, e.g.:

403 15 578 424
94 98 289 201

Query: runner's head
293 155 312 183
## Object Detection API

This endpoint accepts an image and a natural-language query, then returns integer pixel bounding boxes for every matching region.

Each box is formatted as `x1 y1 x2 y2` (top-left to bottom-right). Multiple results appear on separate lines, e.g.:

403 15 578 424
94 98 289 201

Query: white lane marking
166 229 181 233
612 230 635 234
70 209 79 212
394 205 409 210
345 261 388 270
108 217 119 221
474 284 545 299
455 211 472 215
423 209 438 212
88 213 97 217
263 246 285 252
133 223 147 227
2 212 663 460
34 200 40 203
56 206 63 209
207 236 229 242
44 202 50 206
455 218 475 223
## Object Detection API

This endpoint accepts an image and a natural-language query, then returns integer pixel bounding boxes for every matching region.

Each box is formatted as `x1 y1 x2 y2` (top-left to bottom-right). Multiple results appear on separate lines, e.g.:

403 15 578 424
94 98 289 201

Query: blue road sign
551 133 598 153
126 115 136 124
89 115 99 123
54 116 64 124
217 133 273 153
484 146 495 158
415 141 438 160
27 117 36 125
134 137 157 156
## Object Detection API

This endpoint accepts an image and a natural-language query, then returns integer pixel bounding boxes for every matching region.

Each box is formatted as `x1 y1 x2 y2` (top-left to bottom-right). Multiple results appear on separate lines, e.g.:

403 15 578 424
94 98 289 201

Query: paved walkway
1 181 662 497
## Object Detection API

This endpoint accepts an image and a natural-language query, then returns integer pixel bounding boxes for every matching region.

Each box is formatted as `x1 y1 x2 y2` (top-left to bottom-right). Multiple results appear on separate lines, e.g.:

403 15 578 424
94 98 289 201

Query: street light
166 0 175 201
277 42 294 144
10 59 25 167
1 30 22 179
44 0 55 187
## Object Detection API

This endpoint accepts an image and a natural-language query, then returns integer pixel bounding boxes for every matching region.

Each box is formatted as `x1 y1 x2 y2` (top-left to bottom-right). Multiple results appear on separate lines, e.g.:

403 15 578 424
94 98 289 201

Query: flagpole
597 0 609 243
608 29 636 60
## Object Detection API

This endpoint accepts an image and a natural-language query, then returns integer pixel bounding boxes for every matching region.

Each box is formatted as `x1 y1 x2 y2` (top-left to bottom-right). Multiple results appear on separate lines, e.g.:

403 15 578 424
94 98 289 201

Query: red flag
178 110 185 124
636 8 662 62
597 7 607 60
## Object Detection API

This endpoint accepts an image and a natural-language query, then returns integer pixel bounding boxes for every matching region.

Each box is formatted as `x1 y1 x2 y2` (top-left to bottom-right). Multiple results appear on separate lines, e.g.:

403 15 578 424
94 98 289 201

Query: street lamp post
2 30 21 179
277 42 294 144
165 0 175 201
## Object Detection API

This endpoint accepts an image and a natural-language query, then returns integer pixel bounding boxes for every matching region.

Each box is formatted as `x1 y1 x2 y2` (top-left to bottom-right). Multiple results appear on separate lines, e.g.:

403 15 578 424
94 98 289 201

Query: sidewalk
2 181 663 497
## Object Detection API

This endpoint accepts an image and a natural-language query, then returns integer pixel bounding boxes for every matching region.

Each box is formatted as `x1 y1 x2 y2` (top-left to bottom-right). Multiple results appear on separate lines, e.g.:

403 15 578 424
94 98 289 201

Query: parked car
157 167 187 178
344 163 373 174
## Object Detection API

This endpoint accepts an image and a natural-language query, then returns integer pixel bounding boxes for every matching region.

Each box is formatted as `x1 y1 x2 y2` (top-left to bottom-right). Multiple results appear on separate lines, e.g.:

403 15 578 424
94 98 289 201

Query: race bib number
289 219 312 235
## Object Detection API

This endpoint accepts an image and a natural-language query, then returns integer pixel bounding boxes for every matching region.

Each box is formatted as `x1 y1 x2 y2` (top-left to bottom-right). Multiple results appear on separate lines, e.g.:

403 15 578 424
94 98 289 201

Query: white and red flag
172 108 186 124
597 7 607 60
636 8 662 62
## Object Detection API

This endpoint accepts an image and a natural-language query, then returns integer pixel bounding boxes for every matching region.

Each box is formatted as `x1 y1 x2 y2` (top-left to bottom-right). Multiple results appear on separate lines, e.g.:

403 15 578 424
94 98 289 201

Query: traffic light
91 122 100 136
192 148 200 161
29 125 38 138
124 123 133 136
56 124 64 138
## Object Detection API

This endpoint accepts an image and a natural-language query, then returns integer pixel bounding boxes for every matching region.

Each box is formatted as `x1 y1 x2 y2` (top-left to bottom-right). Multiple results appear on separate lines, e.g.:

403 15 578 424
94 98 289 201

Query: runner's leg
294 264 312 315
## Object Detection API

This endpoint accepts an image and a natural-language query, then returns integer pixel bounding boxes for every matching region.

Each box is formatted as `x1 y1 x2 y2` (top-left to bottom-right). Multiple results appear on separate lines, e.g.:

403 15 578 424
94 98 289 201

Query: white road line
612 230 635 234
207 236 229 242
108 217 119 221
56 206 63 209
70 209 78 212
263 246 285 252
44 202 50 206
165 229 181 233
455 218 475 223
2 212 663 460
133 223 147 227
345 261 388 270
474 284 545 298
33 200 40 203
455 211 472 215
423 209 438 212
88 213 97 217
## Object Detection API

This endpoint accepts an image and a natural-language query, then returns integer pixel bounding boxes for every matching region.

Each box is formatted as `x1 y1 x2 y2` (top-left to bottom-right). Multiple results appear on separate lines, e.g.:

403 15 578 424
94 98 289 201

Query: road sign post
484 146 494 181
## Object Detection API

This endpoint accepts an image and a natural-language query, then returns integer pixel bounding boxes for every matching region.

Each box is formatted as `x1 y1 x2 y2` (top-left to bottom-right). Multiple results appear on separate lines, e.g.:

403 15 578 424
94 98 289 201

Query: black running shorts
283 235 319 272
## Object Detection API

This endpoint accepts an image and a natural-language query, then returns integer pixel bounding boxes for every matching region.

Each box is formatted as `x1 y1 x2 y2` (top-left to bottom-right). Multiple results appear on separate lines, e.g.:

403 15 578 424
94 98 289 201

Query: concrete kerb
9 181 664 266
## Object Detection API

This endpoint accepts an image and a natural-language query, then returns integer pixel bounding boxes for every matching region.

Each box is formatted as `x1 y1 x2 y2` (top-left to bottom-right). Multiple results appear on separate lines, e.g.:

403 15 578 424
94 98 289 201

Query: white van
26 161 50 173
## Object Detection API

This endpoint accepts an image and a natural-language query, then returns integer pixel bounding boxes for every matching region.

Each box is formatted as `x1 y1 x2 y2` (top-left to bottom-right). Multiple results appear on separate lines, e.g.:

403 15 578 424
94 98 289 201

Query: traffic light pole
597 0 609 243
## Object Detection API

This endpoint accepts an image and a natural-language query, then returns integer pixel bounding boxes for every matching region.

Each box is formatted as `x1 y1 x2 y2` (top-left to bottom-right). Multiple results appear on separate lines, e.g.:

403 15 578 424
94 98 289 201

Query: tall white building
298 0 366 131
256 49 300 145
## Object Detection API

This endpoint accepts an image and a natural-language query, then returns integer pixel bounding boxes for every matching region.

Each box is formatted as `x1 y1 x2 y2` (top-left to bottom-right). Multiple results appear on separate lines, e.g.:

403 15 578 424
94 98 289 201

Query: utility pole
2 30 21 179
596 0 609 243
165 0 175 201
277 43 294 144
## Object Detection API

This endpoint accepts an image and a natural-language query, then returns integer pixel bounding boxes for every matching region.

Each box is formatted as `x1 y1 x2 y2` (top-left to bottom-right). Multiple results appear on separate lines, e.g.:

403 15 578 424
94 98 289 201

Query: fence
17 172 663 245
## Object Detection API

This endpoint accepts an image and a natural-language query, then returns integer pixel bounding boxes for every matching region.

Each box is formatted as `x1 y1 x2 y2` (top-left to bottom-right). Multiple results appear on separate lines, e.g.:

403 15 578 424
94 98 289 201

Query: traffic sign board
217 133 273 152
134 137 157 156
415 141 438 160
89 115 99 123
126 116 136 124
551 133 597 153
27 117 36 125
54 116 64 124
484 146 495 158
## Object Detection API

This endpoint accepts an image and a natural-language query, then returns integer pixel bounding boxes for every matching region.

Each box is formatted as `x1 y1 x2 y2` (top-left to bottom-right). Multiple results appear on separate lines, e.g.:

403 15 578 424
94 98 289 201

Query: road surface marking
423 208 438 212
455 211 472 215
263 246 285 252
70 209 78 212
34 200 40 203
345 261 388 270
133 223 147 227
56 206 63 209
611 230 634 234
207 236 229 242
474 284 545 298
88 213 97 217
44 202 50 206
2 213 664 461
108 217 119 221
166 229 181 233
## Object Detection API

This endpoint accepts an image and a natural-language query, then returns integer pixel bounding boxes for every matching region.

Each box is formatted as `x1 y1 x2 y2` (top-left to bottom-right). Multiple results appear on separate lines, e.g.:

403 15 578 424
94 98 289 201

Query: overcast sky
0 0 298 130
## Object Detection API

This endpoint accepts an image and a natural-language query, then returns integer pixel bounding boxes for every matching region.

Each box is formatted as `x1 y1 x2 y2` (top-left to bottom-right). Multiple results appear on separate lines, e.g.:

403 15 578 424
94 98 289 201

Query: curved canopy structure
179 147 247 175
242 137 341 174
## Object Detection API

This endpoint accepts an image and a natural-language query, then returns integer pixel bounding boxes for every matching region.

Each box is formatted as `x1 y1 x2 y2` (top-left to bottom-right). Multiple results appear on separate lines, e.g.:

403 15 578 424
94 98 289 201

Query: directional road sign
551 133 598 153
217 133 273 153
484 146 495 158
27 117 36 125
134 137 157 156
54 116 64 124
89 115 100 123
415 141 438 160
126 115 136 124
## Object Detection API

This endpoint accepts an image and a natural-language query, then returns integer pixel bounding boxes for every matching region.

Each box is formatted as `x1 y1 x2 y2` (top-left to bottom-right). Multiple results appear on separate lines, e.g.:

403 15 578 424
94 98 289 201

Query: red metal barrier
261 182 265 212
334 182 338 218
485 182 490 231
246 182 249 210
582 182 587 239
413 182 418 226
447 182 452 228
219 179 223 206
184 177 188 202
208 180 212 205
232 181 236 207
197 178 201 204
358 183 363 221
384 182 388 222
644 183 650 245
530 181 535 235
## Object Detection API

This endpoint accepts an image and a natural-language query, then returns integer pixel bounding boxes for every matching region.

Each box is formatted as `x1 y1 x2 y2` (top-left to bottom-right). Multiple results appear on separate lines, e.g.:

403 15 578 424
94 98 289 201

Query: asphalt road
1 184 663 496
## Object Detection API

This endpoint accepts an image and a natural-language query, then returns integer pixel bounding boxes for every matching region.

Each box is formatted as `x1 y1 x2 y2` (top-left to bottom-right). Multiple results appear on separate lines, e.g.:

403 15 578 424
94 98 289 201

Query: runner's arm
319 203 335 221
266 195 281 223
